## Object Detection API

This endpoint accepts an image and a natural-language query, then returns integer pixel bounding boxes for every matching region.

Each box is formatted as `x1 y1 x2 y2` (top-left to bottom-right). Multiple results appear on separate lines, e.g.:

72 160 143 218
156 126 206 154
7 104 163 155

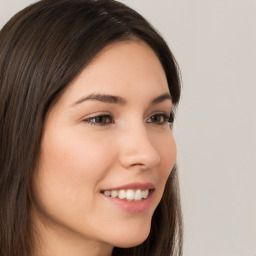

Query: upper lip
101 182 155 191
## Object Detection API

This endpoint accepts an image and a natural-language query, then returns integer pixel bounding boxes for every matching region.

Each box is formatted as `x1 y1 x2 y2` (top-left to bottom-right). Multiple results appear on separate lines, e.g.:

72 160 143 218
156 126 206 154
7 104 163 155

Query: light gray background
1 1 255 255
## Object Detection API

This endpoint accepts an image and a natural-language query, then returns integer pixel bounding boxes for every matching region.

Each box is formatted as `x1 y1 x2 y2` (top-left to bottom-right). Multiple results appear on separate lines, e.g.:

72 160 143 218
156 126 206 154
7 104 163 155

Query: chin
114 237 148 249
109 224 151 248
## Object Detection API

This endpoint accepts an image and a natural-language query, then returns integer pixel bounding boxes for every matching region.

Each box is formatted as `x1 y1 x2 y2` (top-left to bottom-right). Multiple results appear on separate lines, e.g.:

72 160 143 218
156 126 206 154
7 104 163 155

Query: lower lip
102 191 153 213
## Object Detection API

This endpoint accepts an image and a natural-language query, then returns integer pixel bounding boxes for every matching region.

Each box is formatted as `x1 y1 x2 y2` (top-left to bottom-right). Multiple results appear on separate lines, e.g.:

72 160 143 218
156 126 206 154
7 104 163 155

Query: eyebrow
73 93 126 105
151 93 172 104
72 92 172 106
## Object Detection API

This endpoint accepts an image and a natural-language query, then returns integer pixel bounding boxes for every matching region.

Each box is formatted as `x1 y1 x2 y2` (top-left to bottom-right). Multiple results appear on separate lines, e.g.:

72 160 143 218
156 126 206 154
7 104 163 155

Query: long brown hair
0 1 182 255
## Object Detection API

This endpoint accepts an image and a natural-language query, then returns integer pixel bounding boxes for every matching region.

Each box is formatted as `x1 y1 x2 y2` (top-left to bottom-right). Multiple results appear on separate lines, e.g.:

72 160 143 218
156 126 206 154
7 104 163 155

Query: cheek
155 132 177 188
33 131 112 213
159 131 177 168
31 133 116 238
39 129 111 181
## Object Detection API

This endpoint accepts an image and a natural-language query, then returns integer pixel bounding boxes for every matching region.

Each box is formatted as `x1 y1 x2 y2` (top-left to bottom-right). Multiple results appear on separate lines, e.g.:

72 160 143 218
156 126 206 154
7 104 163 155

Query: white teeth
110 190 118 198
103 191 111 197
118 190 126 199
102 189 150 201
126 189 135 200
134 189 142 201
142 189 149 199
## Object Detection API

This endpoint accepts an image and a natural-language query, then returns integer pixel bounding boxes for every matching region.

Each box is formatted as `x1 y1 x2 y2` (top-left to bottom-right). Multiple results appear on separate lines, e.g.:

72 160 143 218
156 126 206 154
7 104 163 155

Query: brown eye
146 113 169 125
83 115 114 126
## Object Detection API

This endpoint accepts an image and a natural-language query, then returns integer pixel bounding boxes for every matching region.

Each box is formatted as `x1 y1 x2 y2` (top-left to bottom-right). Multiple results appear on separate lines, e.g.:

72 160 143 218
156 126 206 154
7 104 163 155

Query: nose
118 125 161 170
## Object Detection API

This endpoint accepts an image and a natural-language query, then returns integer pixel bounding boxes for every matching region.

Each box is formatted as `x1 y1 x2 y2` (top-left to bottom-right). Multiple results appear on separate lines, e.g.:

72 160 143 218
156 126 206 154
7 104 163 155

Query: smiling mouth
100 189 153 201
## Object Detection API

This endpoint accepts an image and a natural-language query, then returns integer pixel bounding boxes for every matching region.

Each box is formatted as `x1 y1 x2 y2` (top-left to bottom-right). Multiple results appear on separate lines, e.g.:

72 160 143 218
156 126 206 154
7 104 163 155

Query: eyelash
82 112 174 126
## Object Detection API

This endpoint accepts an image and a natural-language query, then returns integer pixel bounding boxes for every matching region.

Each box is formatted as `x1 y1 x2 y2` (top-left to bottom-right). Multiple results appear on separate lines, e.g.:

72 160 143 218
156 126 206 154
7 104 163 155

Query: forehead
57 40 169 106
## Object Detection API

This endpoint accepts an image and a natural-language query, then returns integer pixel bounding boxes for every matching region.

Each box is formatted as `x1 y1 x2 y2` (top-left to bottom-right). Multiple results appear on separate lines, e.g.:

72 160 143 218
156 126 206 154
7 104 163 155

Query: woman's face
32 40 176 254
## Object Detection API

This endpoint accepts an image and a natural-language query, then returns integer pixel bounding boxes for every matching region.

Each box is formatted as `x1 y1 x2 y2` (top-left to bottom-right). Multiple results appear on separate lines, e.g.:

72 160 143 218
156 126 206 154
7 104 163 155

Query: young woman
0 0 183 255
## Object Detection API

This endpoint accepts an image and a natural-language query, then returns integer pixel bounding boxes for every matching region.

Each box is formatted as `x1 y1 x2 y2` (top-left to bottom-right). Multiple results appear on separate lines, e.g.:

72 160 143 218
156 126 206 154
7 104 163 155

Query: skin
31 40 177 256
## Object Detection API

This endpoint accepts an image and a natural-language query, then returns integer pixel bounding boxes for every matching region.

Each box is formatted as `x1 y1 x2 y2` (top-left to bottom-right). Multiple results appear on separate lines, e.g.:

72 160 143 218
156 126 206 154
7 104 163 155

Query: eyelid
82 113 114 126
81 110 174 127
150 110 174 120
146 111 172 125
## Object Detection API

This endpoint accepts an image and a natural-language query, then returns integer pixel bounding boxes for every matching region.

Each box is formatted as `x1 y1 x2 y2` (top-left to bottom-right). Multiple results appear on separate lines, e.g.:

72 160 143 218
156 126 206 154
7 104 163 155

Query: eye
83 114 114 126
168 112 174 124
146 113 171 125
